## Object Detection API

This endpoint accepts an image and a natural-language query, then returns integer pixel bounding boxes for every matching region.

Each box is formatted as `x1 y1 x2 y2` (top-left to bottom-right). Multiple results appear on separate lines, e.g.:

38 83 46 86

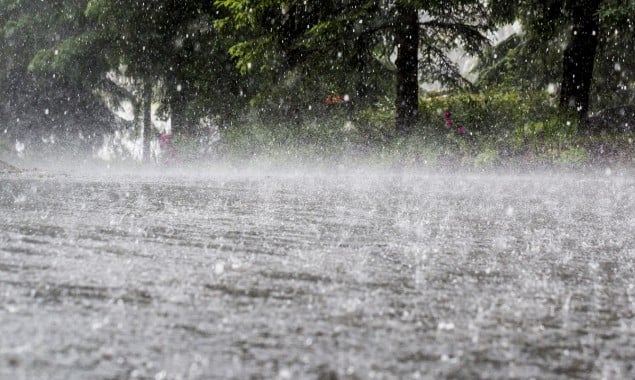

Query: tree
394 1 493 132
593 0 635 112
93 2 247 125
559 0 602 119
215 0 390 127
2 0 249 160
216 0 491 133
0 0 116 150
39 0 246 159
485 0 635 123
84 0 180 161
394 3 419 133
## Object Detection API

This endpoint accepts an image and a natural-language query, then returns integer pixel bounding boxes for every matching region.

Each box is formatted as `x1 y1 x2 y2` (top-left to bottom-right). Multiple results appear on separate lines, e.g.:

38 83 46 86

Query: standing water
1 166 634 379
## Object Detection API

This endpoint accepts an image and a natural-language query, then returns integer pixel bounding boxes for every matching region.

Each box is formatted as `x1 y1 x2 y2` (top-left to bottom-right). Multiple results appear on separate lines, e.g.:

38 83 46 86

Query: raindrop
15 140 25 153
278 368 292 379
176 84 182 92
437 321 455 331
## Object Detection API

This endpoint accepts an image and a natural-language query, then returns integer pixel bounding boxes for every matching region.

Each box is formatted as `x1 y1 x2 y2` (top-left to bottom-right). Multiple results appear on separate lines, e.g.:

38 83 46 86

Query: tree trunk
142 80 153 162
395 4 419 134
559 0 601 121
169 80 188 136
353 36 369 106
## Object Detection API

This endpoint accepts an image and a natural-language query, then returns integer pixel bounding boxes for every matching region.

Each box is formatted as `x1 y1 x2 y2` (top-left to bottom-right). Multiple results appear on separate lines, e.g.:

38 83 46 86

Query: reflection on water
1 169 635 379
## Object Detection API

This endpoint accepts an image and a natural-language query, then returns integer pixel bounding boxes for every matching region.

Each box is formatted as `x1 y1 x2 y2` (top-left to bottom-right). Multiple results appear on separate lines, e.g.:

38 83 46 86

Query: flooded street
1 167 635 379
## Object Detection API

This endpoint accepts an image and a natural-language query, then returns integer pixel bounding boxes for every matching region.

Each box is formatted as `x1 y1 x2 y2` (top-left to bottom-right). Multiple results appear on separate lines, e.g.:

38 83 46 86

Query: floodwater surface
1 167 635 379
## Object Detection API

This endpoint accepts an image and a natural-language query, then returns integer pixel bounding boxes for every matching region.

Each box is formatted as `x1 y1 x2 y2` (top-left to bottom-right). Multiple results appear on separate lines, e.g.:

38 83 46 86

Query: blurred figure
158 133 177 164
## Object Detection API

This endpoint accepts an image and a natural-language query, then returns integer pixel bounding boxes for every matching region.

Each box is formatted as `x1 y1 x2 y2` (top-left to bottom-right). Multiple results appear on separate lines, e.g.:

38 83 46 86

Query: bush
556 146 589 165
208 86 609 167
474 148 501 169
417 87 580 160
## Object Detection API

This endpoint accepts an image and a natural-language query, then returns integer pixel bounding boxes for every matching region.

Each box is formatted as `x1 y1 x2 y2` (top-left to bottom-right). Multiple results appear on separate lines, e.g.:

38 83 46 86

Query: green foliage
82 0 249 133
416 86 583 162
216 0 493 129
355 99 399 143
0 0 90 79
215 0 393 114
29 31 111 83
599 0 635 21
1 0 633 165
476 34 562 91
517 114 578 154
215 115 367 163
592 0 635 110
556 146 588 165
481 0 635 116
419 88 549 138
0 0 119 145
474 148 501 168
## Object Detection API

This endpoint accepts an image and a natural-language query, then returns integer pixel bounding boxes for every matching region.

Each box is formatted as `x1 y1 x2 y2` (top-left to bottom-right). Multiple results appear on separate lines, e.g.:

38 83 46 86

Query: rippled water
1 167 635 379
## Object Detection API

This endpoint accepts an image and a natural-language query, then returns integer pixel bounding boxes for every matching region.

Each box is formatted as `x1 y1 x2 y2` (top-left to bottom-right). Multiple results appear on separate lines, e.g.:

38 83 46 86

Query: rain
2 1 635 379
